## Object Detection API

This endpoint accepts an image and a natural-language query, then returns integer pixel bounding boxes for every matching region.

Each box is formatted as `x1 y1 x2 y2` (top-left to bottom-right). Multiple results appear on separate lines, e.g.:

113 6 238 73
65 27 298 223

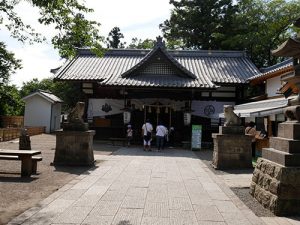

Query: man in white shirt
156 122 167 151
142 119 153 151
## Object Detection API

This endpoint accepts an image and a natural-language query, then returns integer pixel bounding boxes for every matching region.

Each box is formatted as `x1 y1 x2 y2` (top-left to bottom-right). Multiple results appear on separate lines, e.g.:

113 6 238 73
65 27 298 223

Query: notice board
191 125 202 150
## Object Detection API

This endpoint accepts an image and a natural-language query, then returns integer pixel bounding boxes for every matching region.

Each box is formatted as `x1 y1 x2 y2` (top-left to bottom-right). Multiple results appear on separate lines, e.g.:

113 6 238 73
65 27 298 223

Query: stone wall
250 158 300 215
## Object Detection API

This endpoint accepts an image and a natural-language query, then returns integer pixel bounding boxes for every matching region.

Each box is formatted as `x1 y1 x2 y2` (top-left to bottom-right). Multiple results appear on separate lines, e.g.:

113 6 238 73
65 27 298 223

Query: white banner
87 98 185 119
192 101 235 119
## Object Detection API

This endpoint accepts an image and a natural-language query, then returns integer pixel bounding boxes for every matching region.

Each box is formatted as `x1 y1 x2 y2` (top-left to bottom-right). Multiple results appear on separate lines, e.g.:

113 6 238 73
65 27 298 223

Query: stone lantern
250 18 300 216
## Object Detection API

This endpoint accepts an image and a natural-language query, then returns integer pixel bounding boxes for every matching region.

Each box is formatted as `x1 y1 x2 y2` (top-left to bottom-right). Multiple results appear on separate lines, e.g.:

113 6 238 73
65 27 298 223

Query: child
126 124 133 147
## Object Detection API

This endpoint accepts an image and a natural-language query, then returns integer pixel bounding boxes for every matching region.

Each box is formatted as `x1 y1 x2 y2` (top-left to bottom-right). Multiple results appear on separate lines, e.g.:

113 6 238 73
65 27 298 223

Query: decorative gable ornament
121 36 197 79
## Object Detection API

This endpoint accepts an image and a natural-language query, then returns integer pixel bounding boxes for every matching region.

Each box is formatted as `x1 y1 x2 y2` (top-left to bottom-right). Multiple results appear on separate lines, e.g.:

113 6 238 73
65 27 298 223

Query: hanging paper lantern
184 112 191 126
148 106 152 113
123 111 131 124
165 107 169 114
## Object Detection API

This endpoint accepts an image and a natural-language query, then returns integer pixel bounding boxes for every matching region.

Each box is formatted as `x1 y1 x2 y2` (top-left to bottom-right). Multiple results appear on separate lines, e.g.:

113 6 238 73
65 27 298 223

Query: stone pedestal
250 121 300 216
54 130 95 166
212 126 252 169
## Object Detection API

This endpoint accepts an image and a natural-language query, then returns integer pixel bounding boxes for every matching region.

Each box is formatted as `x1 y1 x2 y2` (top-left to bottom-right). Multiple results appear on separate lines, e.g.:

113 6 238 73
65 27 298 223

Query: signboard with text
191 125 202 150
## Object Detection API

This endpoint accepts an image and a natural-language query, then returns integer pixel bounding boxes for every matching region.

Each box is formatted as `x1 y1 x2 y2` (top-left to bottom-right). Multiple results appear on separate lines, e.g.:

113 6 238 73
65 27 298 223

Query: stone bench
0 150 42 176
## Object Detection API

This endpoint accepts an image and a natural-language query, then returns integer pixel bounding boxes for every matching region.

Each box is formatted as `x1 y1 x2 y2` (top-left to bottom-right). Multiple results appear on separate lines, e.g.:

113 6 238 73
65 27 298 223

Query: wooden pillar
267 116 272 137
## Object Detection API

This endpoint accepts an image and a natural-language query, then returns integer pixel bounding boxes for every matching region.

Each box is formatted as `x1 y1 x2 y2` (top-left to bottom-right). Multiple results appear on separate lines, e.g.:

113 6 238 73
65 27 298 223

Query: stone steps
262 148 300 167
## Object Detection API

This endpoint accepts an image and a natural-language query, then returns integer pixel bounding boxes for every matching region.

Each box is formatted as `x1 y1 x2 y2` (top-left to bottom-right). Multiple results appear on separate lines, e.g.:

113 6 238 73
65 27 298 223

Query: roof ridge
76 48 247 58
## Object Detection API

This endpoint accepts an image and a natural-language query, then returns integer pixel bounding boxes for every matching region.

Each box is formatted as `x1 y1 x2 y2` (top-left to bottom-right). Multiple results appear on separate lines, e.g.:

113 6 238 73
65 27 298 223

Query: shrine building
54 37 261 145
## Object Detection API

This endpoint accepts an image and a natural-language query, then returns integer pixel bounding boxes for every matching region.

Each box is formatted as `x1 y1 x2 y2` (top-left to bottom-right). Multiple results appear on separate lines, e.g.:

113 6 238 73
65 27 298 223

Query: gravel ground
194 149 275 218
0 134 120 225
231 187 275 217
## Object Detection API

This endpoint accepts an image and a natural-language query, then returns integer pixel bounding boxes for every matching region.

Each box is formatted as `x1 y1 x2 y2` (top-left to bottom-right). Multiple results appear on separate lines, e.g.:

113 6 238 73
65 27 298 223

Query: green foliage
20 78 84 111
160 0 239 50
160 0 300 67
0 42 22 84
51 13 103 58
127 38 155 49
226 0 300 67
106 27 126 48
0 85 24 116
0 0 104 82
127 38 184 50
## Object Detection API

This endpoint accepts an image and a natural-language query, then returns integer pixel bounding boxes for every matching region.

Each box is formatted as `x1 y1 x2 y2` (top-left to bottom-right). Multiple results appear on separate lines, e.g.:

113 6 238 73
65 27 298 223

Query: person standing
126 124 133 147
168 126 175 148
142 119 153 151
156 122 167 151
245 121 257 157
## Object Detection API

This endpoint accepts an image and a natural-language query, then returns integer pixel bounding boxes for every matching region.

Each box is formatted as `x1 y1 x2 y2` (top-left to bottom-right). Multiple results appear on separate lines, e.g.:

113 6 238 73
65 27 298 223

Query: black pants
156 136 164 150
252 142 256 157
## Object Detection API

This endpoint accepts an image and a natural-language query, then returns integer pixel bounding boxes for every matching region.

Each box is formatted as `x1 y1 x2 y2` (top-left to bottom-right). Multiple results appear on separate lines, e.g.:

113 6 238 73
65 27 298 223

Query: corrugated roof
249 58 293 81
22 90 63 103
219 96 297 118
55 45 261 88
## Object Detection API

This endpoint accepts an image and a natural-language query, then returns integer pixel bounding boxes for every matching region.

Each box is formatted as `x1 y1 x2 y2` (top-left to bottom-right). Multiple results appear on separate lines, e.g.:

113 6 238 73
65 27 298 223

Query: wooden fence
0 126 45 142
0 116 24 128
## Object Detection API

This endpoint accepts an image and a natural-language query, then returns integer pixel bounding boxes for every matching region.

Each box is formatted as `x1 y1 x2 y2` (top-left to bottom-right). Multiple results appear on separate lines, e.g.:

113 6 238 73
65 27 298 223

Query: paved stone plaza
7 147 300 225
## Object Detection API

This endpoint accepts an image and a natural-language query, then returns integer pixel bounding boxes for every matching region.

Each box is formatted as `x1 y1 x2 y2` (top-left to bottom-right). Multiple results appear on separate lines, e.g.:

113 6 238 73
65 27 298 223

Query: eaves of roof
22 90 63 104
249 59 293 84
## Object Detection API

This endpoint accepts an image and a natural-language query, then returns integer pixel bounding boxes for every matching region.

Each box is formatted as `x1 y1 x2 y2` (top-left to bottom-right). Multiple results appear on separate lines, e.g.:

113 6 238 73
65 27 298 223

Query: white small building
22 90 63 133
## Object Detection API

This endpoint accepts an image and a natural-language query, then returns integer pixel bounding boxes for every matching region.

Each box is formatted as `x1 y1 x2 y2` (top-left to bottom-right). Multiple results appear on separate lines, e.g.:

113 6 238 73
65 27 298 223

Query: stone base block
250 158 300 216
277 121 300 139
54 130 95 166
212 132 252 169
218 126 244 135
262 148 300 167
63 122 89 131
270 137 300 153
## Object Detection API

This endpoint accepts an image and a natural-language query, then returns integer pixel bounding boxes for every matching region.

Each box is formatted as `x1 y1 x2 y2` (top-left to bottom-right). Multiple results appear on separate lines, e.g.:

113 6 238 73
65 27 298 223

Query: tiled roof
55 45 261 89
249 59 293 81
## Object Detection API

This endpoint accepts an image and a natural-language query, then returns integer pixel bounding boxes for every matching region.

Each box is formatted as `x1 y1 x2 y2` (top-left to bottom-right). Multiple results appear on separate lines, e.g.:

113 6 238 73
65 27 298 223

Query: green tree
0 85 24 116
20 78 84 111
160 0 239 50
106 27 126 48
226 0 300 67
127 38 155 49
160 0 300 67
0 42 22 84
0 0 103 82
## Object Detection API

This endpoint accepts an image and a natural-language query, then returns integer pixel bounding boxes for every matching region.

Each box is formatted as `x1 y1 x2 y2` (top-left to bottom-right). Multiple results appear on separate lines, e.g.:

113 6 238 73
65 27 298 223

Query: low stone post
212 105 252 169
19 128 31 150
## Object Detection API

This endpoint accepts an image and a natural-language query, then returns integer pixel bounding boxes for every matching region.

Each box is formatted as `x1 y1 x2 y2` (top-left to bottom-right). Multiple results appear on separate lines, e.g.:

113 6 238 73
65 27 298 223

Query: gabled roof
121 38 196 79
22 90 63 104
249 59 293 83
54 38 261 89
272 38 300 58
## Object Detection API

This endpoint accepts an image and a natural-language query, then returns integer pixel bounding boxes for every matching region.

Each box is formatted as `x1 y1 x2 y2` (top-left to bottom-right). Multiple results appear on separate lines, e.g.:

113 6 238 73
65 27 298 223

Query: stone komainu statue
284 105 300 122
63 102 88 131
223 105 241 126
68 102 85 124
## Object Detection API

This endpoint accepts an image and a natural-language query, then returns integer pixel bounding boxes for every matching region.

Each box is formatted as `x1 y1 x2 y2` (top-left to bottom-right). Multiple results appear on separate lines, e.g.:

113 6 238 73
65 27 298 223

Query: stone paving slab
8 147 290 225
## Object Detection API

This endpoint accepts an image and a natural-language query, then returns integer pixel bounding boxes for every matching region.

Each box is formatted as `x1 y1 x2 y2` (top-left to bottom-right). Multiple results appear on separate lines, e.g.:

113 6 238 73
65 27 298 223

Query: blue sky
4 0 172 87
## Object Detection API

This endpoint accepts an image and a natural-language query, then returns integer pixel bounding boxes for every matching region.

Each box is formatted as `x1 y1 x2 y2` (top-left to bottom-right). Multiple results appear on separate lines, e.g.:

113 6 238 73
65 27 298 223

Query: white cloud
4 0 172 87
